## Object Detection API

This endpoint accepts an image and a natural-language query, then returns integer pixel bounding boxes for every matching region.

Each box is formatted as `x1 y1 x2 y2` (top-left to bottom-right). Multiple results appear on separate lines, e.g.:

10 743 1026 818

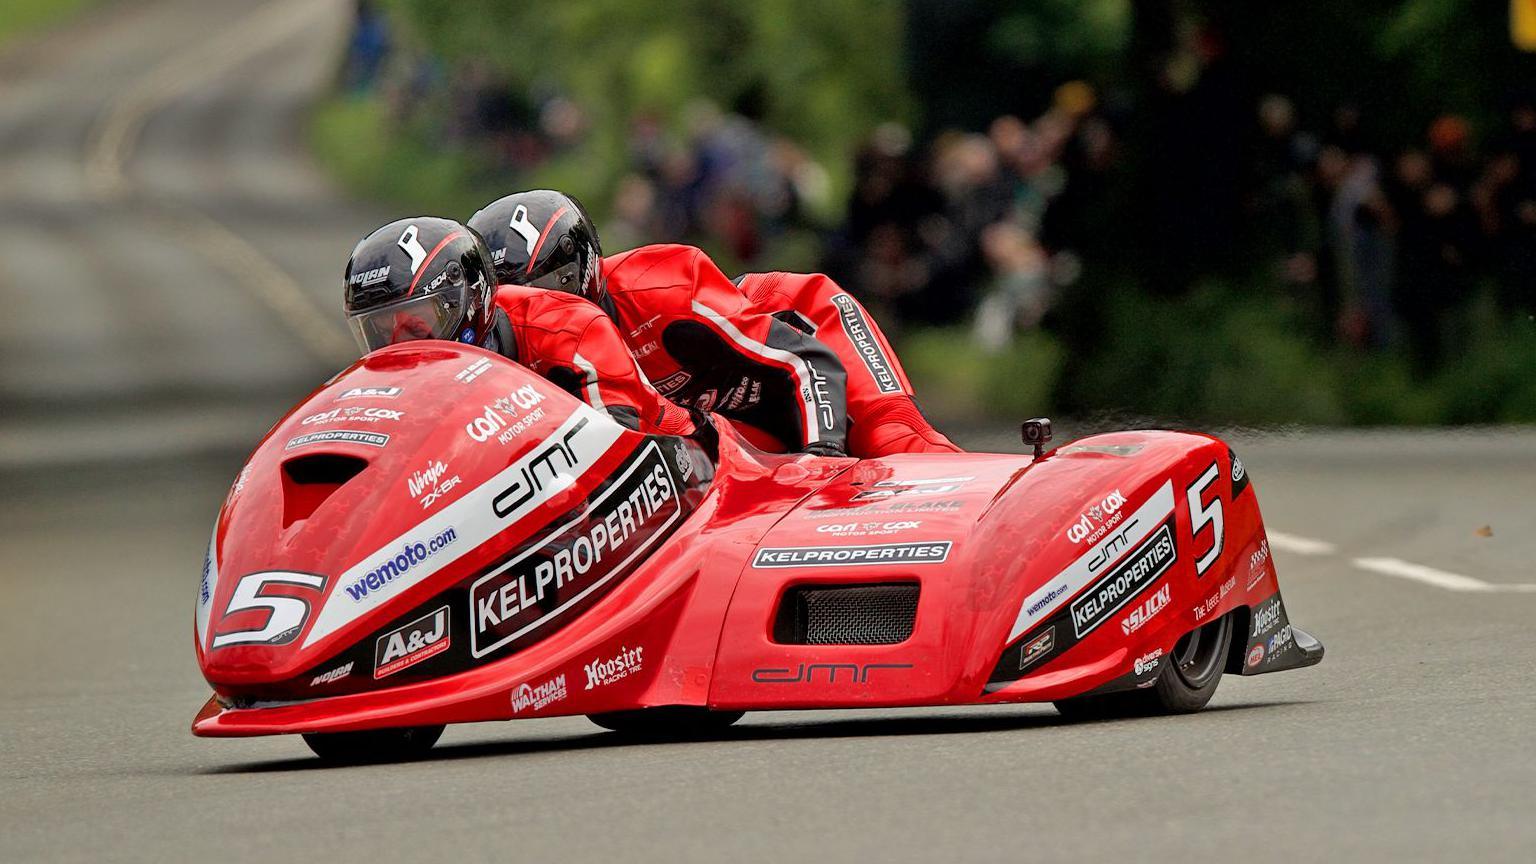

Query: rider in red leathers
468 190 960 458
341 217 706 442
491 281 699 437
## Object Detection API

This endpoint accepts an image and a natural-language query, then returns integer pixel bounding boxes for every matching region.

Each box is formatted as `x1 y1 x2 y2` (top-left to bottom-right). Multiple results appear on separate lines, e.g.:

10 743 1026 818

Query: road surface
1 2 1533 861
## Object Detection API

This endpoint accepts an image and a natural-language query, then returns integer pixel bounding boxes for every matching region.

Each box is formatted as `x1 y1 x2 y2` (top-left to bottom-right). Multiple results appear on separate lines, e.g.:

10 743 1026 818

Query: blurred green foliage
959 283 1536 427
900 287 1536 428
379 0 906 210
311 96 485 217
900 327 1066 424
0 0 96 47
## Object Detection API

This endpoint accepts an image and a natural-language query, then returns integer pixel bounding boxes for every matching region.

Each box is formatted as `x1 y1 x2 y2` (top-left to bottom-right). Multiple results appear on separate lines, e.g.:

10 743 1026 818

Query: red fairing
195 342 710 702
193 344 1317 738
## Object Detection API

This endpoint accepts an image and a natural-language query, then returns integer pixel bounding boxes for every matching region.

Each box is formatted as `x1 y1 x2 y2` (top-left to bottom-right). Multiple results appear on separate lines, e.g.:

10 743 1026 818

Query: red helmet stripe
407 230 467 294
525 206 571 275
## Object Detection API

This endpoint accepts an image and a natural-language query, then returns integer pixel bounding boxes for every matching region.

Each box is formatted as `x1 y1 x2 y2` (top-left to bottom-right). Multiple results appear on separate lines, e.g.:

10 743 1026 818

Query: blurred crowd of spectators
603 105 831 263
822 82 1109 351
1246 97 1536 372
829 87 1536 365
345 4 1536 372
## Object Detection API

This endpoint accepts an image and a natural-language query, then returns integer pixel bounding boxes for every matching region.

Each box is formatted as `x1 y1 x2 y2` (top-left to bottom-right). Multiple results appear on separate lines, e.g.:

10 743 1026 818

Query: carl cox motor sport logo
1066 488 1128 544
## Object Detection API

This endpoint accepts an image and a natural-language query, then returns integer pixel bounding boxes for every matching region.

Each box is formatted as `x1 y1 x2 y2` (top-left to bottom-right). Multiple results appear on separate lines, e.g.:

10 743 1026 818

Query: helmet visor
346 288 464 354
526 259 583 293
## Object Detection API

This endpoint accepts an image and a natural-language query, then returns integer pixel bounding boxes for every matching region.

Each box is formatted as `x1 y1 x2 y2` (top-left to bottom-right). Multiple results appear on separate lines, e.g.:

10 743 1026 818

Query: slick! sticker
752 541 952 568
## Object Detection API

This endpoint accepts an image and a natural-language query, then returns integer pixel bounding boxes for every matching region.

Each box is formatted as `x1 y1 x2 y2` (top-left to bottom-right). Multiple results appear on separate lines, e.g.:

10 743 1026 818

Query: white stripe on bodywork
1007 481 1176 641
302 405 624 648
690 300 819 445
572 352 604 411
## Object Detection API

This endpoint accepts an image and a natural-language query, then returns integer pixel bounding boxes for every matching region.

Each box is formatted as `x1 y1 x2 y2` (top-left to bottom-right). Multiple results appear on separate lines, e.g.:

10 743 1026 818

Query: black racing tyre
587 706 745 738
302 724 444 762
1053 611 1234 720
1153 609 1235 712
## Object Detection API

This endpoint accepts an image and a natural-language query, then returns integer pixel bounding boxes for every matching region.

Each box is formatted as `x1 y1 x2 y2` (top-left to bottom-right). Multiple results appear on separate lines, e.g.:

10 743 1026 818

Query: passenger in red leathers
341 217 705 442
468 190 960 457
491 282 699 437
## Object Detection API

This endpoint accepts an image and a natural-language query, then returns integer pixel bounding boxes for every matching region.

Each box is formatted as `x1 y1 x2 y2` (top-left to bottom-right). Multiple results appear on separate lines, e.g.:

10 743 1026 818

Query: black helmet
467 190 605 303
342 217 497 354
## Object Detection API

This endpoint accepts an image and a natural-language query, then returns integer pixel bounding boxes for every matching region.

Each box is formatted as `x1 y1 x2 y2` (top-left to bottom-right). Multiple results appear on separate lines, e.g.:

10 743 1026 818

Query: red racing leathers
492 284 699 438
600 244 959 457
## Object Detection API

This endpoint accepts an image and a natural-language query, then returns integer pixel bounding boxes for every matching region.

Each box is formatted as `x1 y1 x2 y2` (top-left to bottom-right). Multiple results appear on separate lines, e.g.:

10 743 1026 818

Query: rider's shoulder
603 243 711 292
495 283 603 333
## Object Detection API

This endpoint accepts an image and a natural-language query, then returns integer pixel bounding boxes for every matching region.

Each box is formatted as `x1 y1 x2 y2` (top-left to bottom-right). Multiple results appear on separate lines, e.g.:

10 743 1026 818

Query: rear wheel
587 706 745 738
1054 611 1234 720
302 724 444 763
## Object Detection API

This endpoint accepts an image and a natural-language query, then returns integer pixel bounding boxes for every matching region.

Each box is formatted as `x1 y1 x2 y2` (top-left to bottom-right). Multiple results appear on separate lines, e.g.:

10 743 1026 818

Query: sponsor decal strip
302 406 623 648
1017 626 1055 672
286 429 389 449
752 541 952 568
1008 481 1175 641
831 293 902 394
195 523 219 648
469 440 682 658
1069 521 1177 638
374 606 451 679
512 674 568 713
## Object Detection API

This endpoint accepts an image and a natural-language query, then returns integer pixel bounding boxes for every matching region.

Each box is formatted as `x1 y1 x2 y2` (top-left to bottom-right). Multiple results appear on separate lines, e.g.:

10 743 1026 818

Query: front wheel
1054 611 1234 720
302 724 444 763
587 706 745 738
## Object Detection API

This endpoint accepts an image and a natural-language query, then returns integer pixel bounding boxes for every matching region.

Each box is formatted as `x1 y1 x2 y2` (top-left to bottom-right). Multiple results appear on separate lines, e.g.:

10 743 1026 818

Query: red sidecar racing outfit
493 284 699 437
600 244 960 457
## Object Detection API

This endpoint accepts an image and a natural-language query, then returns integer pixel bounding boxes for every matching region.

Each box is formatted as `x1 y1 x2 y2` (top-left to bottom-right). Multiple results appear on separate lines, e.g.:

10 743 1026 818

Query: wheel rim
1170 612 1232 689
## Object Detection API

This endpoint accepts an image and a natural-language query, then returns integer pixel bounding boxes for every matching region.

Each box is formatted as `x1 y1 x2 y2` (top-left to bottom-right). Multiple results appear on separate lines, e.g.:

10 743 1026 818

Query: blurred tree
380 0 909 201
1182 0 1536 144
905 0 1131 132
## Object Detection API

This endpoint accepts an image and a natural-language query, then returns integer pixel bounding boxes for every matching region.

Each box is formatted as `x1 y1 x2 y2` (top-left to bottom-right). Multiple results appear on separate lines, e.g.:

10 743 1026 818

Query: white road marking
1266 531 1338 556
173 206 353 364
1268 530 1536 594
84 0 329 197
82 0 353 367
1351 557 1536 593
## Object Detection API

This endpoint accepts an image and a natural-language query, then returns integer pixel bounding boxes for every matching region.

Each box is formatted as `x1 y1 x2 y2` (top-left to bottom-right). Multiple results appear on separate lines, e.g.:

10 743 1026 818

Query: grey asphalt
2 2 1534 862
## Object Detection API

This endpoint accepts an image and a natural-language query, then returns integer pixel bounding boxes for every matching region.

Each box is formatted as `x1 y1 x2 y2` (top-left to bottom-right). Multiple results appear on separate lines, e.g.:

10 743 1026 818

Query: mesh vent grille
773 583 919 645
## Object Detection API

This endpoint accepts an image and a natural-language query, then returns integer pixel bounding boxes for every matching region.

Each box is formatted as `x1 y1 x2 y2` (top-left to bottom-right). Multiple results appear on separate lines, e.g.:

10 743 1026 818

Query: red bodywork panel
193 343 1309 737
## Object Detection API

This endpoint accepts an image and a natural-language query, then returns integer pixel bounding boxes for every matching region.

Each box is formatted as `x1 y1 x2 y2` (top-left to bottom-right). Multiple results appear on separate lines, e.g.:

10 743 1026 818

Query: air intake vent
772 583 919 645
280 454 368 527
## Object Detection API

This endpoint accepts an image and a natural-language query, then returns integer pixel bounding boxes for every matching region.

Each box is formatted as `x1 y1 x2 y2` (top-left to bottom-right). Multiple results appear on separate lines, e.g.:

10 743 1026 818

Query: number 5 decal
211 571 326 649
1187 463 1224 577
